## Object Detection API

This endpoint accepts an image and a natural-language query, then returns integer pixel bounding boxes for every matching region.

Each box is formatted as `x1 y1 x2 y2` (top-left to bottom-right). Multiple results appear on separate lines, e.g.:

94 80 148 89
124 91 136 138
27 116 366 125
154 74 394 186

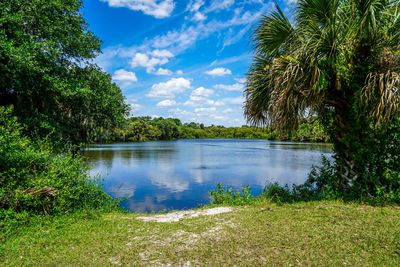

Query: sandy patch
137 207 233 223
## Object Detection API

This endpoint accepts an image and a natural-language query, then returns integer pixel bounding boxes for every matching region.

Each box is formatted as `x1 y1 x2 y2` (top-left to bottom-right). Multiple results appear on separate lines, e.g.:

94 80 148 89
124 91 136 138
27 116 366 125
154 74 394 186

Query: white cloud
187 0 204 12
149 4 270 54
95 2 271 72
157 99 177 107
205 67 232 76
155 68 173 75
100 0 175 19
194 107 217 113
223 96 244 105
112 69 138 83
192 87 214 98
214 83 243 91
186 0 207 21
151 49 174 58
285 0 298 4
206 0 235 13
130 49 174 73
235 77 246 84
125 96 143 115
176 70 184 75
148 77 191 98
130 103 143 112
99 1 270 68
184 87 215 106
169 108 192 115
193 12 207 21
210 114 225 120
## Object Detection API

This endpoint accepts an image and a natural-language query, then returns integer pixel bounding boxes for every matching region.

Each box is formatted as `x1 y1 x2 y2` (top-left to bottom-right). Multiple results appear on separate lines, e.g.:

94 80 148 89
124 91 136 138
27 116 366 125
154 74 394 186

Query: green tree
151 118 180 140
0 0 128 144
245 0 400 191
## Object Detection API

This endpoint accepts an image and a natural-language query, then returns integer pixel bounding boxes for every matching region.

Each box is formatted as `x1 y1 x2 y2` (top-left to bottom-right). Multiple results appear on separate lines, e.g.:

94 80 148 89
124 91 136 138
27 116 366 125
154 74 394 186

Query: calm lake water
83 139 331 212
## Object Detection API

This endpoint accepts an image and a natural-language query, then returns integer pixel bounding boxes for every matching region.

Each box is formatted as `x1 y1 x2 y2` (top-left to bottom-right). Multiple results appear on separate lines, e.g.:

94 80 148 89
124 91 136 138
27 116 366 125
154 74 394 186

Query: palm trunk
328 93 359 191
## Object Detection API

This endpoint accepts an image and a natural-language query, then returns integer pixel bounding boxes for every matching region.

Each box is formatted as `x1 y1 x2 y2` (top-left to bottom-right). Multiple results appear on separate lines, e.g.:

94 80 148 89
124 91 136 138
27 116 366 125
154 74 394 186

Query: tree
151 118 180 140
0 0 128 144
245 0 400 190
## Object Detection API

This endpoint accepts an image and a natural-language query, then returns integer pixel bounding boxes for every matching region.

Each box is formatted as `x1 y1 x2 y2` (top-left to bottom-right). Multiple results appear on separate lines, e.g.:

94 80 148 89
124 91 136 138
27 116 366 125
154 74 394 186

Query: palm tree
245 0 400 189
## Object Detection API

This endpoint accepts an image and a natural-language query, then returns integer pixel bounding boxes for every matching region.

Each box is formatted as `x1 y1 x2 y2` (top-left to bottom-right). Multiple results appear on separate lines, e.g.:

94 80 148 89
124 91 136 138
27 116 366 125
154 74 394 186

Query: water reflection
83 139 331 212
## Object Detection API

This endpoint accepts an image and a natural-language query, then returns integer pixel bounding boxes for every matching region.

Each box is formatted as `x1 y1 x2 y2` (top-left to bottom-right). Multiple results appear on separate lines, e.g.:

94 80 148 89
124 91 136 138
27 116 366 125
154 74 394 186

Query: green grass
2 201 400 266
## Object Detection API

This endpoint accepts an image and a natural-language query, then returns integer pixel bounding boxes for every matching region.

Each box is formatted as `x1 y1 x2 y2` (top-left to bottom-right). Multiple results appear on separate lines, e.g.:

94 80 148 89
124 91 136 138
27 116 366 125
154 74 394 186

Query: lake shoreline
83 139 332 212
85 137 333 146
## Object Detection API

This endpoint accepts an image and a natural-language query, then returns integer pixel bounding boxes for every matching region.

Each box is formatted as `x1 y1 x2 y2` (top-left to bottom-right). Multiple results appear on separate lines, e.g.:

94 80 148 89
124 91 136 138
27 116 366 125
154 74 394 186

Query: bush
0 106 117 229
210 183 254 205
263 183 294 203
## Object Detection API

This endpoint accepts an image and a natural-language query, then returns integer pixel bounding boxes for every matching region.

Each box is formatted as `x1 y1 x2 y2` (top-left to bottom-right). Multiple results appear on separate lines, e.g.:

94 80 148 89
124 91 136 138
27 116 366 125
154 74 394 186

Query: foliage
245 0 400 195
355 118 400 203
109 116 327 142
0 107 117 235
210 183 254 205
0 0 128 144
292 117 329 142
264 126 400 203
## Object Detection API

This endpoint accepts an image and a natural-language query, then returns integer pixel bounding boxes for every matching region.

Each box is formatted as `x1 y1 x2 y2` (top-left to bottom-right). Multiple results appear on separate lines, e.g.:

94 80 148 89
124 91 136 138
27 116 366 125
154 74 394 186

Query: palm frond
245 52 326 129
362 71 400 124
244 55 273 126
254 3 295 56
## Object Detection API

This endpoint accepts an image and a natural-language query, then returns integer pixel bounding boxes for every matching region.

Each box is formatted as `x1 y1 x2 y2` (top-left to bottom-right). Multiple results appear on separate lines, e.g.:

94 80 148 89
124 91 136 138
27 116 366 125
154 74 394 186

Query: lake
83 139 331 212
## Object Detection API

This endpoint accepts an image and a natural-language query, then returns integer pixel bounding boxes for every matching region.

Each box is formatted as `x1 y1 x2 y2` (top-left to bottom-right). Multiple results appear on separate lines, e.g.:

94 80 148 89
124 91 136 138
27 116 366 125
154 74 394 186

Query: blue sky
82 0 296 126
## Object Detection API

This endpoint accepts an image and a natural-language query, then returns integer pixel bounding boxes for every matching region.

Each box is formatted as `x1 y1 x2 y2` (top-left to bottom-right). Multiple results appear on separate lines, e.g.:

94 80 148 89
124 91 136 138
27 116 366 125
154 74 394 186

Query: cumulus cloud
125 96 143 115
157 99 177 107
151 49 174 58
192 87 214 98
112 69 138 83
223 96 244 105
194 107 217 113
169 108 192 116
100 0 175 19
213 83 243 91
148 77 191 98
184 87 215 106
130 49 174 73
155 68 173 75
205 67 232 76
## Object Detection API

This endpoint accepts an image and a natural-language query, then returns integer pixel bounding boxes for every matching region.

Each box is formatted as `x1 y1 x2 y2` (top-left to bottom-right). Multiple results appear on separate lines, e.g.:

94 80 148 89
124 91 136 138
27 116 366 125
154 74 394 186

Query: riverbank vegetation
108 115 329 143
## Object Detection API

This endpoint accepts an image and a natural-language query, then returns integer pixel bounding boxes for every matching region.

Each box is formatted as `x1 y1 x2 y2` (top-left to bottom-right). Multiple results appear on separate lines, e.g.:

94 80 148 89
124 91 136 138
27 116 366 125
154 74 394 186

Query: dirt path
136 207 234 222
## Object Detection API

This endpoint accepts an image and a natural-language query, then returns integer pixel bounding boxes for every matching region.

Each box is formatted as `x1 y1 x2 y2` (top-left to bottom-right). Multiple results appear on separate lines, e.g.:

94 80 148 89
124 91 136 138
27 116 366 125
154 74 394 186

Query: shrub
210 183 254 205
263 183 294 203
0 106 117 224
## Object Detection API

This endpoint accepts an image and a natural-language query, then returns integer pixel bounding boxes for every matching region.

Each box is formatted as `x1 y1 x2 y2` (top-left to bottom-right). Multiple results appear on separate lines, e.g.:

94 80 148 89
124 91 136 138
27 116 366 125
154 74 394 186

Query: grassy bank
2 201 400 266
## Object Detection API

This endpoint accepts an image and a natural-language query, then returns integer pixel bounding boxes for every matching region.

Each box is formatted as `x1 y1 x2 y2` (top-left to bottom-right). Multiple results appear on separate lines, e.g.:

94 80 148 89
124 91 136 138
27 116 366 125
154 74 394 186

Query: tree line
106 116 329 143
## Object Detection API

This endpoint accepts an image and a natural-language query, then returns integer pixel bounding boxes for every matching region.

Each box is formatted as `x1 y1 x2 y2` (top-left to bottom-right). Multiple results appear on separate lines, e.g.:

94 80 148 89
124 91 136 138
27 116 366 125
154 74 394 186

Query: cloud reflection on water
83 139 332 212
